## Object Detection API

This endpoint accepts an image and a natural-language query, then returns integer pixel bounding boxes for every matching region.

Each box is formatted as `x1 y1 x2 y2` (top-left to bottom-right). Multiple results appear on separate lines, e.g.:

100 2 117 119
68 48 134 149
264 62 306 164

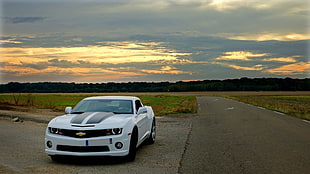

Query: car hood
48 112 132 129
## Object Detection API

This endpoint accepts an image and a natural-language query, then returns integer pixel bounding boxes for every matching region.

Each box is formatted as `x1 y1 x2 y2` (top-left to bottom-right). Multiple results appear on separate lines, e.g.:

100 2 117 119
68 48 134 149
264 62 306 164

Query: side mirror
65 107 72 114
137 107 147 115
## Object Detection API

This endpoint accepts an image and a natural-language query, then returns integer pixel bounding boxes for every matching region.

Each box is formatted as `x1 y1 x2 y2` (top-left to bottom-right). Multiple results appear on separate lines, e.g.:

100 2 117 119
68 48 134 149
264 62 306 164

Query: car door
135 100 148 142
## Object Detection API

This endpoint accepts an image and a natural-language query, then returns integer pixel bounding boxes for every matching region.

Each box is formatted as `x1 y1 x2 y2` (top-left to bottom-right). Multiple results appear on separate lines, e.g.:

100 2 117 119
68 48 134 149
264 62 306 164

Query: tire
126 128 138 162
145 118 156 145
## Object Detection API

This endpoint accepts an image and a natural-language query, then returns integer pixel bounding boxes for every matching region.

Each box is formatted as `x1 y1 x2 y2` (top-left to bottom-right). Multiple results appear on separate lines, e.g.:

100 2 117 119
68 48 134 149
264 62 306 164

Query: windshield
71 99 133 114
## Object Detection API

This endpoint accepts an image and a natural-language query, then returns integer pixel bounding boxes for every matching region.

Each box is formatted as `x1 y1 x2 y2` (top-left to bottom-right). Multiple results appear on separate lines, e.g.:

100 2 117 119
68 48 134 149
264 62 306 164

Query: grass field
0 92 309 120
225 95 310 120
0 94 196 116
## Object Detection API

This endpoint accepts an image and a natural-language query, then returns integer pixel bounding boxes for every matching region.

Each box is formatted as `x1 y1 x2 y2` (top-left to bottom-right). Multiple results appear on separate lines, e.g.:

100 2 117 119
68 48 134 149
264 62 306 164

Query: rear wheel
126 128 138 161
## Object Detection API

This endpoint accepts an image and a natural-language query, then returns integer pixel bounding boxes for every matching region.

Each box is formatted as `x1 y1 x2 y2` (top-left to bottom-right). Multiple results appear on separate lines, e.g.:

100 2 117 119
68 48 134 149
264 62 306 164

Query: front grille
57 145 110 152
60 129 108 138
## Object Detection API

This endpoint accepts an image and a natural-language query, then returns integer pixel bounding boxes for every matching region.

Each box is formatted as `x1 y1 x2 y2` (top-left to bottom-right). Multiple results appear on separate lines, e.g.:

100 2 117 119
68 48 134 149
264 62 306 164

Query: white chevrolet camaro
45 96 156 161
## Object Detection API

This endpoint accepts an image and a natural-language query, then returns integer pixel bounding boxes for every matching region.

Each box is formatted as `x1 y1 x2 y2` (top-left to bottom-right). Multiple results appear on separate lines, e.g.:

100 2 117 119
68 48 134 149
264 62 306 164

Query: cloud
1 31 309 83
262 57 297 63
0 38 23 44
263 62 310 75
0 40 194 82
221 32 310 41
3 0 308 42
19 61 49 70
210 49 308 75
212 62 265 71
1 65 144 80
228 64 265 71
203 0 244 11
4 17 47 24
215 51 268 61
0 41 191 65
141 66 193 75
128 0 171 11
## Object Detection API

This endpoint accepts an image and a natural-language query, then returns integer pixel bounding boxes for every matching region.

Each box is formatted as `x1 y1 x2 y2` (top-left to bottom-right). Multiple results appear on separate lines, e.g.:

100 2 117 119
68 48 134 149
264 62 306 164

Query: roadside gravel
0 105 63 123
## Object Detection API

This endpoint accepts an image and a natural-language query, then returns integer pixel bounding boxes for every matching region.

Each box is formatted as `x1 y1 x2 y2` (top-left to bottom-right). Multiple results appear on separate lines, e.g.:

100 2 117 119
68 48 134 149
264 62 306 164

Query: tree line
0 78 309 93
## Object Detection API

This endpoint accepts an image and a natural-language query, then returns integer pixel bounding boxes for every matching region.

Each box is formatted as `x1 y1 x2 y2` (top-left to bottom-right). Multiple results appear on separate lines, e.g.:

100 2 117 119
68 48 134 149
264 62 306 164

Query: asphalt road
0 97 309 174
179 97 310 174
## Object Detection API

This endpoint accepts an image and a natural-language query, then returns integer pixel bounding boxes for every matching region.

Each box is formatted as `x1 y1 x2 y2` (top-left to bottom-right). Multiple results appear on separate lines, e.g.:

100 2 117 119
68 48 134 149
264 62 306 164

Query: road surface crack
177 119 193 174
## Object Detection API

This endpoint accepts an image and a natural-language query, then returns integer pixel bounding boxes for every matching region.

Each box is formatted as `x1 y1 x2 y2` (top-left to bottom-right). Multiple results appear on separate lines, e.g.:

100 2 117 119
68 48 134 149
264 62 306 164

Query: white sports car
45 96 156 161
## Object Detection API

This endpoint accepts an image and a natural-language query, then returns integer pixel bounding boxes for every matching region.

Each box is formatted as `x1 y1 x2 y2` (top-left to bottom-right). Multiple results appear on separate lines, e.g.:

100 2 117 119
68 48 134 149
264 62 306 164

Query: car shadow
50 156 130 165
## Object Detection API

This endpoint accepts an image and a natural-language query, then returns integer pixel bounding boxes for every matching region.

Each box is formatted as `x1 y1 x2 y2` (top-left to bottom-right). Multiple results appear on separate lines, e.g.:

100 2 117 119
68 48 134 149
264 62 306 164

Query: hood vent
71 112 114 125
71 124 95 127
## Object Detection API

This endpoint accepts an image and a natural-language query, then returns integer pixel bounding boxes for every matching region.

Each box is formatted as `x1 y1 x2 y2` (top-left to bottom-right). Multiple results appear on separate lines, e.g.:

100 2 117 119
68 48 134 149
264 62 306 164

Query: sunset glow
1 0 308 83
1 42 191 65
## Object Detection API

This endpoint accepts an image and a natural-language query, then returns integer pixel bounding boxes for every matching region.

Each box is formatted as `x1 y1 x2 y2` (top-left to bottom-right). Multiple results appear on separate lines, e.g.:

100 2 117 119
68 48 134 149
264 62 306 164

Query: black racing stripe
71 112 93 124
86 112 114 124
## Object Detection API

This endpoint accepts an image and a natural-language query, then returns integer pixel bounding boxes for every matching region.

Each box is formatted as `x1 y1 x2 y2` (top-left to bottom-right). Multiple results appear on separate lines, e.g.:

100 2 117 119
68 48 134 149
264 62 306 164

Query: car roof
83 96 140 101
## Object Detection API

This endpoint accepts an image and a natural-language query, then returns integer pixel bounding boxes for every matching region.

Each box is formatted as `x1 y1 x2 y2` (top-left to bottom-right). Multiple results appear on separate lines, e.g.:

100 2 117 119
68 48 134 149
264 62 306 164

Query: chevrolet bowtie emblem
76 132 86 136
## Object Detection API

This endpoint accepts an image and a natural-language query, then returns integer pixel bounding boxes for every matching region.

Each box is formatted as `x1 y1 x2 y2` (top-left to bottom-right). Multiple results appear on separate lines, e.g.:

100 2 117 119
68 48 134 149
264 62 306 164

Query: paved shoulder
179 97 310 174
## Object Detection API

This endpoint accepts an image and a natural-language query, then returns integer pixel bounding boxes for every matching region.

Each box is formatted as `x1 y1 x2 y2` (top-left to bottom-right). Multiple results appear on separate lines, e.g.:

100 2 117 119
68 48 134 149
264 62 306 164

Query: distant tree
0 78 309 93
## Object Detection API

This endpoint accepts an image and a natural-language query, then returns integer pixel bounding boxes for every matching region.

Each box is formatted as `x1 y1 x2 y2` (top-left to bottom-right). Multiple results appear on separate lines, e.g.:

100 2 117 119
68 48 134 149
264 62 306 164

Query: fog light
115 142 123 149
47 141 53 148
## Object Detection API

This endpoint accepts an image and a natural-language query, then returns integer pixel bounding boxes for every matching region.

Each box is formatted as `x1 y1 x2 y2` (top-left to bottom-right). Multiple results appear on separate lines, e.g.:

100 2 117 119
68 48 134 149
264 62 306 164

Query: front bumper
45 133 131 157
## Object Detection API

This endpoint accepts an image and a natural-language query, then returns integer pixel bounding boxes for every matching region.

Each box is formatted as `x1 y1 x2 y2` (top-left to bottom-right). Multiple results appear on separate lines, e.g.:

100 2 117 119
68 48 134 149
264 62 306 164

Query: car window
135 100 142 112
72 99 133 114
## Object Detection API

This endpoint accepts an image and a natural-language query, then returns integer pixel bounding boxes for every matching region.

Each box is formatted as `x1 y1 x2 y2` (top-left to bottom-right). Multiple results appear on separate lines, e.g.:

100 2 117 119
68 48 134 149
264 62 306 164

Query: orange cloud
263 62 310 75
227 64 265 71
1 41 191 65
0 39 23 44
0 41 192 81
262 57 297 63
1 65 144 80
141 66 192 75
222 32 310 41
212 61 265 71
215 51 268 61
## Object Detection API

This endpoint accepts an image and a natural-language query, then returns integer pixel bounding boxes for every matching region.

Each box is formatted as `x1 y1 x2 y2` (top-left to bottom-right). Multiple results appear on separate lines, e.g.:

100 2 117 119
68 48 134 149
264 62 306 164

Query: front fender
145 106 155 119
123 118 137 136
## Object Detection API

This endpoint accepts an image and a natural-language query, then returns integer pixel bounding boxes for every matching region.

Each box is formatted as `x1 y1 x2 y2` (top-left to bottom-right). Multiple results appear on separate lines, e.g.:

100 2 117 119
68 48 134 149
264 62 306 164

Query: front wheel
125 128 138 162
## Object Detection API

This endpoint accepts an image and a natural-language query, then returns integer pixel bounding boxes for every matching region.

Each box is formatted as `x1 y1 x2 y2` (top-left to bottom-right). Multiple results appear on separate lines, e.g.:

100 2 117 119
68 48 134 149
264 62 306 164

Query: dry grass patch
226 95 310 120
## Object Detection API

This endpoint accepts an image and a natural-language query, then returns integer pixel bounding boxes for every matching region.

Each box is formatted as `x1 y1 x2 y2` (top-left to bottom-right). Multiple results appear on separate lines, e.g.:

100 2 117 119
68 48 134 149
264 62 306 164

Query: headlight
112 128 122 134
105 128 123 135
48 127 63 135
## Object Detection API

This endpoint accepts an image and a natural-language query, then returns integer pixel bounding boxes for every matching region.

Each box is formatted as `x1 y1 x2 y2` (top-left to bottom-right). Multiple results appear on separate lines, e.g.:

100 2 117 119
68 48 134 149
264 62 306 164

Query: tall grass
140 95 196 115
0 94 85 110
0 94 196 116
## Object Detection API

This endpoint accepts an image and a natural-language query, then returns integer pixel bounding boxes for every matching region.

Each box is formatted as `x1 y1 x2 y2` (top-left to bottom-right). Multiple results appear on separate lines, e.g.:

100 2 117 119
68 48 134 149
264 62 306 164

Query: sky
0 0 309 83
